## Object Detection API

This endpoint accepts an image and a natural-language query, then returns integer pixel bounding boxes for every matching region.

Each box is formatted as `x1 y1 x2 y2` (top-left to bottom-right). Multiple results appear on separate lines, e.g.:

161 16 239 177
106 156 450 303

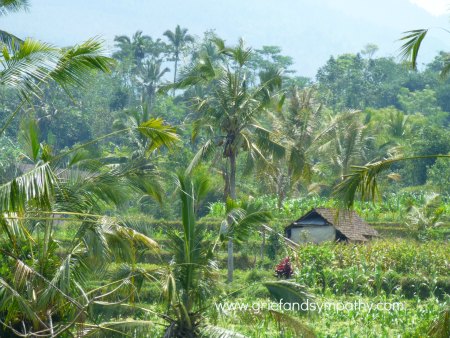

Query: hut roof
286 207 378 241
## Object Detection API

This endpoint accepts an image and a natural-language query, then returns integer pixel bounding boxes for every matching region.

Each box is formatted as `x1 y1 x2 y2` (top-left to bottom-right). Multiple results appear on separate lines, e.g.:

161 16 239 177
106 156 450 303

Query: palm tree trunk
173 54 178 96
229 151 236 200
227 151 237 283
227 238 234 282
260 226 265 261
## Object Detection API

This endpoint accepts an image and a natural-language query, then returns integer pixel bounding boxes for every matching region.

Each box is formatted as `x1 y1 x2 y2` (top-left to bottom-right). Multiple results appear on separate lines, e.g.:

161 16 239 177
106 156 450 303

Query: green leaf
263 280 314 305
137 118 179 153
50 38 114 93
19 119 40 162
399 29 428 70
0 162 56 212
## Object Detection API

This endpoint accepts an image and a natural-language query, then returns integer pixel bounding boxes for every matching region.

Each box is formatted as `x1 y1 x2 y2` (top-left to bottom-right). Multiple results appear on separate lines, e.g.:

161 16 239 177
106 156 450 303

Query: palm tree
266 87 363 207
0 119 175 337
163 25 195 87
173 38 284 282
321 111 370 179
136 58 170 106
113 31 152 66
80 173 315 338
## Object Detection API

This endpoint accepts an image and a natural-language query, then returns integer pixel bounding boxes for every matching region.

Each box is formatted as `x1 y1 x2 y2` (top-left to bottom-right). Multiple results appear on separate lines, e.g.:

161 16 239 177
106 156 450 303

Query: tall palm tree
163 25 194 87
322 111 370 179
179 39 284 200
113 30 152 66
266 87 363 206
136 58 170 106
173 38 284 282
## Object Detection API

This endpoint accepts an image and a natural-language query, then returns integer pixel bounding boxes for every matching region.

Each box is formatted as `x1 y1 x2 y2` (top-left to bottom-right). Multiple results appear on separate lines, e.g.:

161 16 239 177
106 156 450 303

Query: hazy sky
3 0 450 77
411 0 449 16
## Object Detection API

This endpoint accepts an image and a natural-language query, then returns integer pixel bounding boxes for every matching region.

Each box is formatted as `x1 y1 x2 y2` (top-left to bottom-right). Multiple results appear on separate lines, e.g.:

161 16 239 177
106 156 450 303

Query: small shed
285 208 378 244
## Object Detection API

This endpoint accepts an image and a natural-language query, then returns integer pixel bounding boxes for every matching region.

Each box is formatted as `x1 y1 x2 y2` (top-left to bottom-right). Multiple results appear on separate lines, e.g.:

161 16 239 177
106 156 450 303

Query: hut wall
290 226 336 244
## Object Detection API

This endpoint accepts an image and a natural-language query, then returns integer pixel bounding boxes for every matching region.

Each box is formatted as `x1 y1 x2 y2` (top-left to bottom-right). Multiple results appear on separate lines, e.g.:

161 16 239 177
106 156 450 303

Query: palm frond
0 38 59 96
264 310 316 337
428 307 450 338
0 29 23 51
50 38 114 92
186 139 216 175
225 202 271 242
263 280 314 305
252 124 285 160
0 0 29 16
137 118 179 153
399 29 428 70
0 162 56 212
171 54 216 89
0 277 39 326
333 155 450 208
19 118 40 162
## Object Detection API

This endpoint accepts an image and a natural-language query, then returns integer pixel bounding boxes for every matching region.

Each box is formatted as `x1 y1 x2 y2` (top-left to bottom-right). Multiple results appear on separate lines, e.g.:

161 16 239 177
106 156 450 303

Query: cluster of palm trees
0 2 312 336
113 25 194 106
1 0 449 336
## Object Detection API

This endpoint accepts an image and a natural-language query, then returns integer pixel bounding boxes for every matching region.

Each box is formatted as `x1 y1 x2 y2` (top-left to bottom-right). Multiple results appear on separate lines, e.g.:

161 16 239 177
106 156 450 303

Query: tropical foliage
0 1 449 337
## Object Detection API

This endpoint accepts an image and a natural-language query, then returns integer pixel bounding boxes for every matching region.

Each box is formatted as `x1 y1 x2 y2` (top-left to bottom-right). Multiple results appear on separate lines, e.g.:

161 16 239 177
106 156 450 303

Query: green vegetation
0 1 449 337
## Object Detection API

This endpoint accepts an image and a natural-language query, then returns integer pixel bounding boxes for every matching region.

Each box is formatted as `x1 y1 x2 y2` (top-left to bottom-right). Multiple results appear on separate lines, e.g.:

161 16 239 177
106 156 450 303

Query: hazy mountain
3 0 450 77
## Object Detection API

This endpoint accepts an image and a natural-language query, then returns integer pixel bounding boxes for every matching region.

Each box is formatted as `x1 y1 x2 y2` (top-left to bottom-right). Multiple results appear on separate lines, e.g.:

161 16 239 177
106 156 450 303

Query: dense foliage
0 1 449 337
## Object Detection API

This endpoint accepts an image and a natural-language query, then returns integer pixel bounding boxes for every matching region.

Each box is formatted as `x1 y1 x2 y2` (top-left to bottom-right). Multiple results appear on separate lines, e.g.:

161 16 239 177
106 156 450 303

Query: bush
245 269 270 283
435 278 450 300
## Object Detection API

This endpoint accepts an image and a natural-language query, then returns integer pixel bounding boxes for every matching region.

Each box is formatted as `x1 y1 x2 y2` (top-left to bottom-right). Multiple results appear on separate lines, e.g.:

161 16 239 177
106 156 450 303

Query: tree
81 173 314 338
0 116 177 336
361 43 379 59
333 26 450 208
137 59 170 106
174 38 284 282
113 31 158 66
163 25 195 88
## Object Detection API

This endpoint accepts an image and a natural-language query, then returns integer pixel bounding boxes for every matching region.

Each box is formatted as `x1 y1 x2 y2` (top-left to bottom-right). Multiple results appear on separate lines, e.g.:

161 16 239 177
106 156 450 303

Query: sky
3 0 450 77
411 0 449 16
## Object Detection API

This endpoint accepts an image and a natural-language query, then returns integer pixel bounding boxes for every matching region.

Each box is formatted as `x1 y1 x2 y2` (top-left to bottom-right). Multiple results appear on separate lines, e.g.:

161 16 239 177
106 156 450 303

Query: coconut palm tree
163 25 195 87
80 173 315 338
172 38 284 282
136 58 170 106
113 31 153 66
0 112 179 336
321 111 371 179
266 87 362 205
